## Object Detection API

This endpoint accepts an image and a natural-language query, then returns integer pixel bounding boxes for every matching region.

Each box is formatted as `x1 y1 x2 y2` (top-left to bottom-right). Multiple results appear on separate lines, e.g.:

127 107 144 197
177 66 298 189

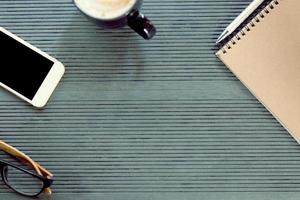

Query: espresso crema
74 0 136 20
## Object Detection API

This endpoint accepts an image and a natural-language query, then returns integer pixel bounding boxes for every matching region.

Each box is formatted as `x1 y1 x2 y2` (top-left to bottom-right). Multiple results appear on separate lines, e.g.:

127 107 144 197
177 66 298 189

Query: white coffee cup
74 0 156 40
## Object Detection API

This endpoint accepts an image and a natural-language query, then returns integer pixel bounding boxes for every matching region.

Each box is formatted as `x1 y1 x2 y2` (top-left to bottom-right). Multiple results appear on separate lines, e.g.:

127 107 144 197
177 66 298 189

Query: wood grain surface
0 0 300 199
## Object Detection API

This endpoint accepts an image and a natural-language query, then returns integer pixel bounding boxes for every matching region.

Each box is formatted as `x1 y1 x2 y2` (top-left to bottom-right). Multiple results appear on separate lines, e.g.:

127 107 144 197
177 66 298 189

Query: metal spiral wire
221 0 279 54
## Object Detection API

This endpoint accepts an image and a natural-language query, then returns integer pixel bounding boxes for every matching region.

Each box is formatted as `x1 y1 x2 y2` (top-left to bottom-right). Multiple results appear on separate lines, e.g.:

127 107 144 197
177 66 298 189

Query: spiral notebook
216 0 300 142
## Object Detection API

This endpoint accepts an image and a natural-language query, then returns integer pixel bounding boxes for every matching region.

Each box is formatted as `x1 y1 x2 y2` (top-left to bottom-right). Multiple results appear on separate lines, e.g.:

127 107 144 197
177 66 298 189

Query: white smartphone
0 27 65 108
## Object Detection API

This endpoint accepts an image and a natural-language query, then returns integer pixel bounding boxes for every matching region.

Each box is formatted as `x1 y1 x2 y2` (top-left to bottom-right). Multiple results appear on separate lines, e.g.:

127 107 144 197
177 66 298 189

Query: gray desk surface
1 0 300 199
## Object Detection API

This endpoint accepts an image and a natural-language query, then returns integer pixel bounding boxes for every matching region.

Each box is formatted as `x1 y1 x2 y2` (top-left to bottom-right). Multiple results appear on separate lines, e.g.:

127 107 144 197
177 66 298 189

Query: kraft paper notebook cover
216 0 300 142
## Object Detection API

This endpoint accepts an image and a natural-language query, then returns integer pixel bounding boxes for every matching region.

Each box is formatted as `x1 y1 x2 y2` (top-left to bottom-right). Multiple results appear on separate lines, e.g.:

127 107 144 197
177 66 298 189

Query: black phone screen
0 31 54 100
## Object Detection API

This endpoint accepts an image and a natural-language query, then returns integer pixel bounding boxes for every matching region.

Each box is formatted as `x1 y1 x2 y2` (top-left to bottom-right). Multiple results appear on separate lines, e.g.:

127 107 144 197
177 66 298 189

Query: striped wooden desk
0 0 300 199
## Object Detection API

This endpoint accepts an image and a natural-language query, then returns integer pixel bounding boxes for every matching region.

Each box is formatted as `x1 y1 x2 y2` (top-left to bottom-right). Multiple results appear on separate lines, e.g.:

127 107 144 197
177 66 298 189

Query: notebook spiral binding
221 0 280 54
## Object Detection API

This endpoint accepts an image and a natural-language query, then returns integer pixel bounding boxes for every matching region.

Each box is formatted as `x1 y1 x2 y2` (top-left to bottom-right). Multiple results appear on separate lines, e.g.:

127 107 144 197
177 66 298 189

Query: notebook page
216 0 300 142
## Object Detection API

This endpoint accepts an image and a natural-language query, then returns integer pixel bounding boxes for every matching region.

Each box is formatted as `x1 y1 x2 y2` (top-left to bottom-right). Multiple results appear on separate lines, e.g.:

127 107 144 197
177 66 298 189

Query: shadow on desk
56 13 147 83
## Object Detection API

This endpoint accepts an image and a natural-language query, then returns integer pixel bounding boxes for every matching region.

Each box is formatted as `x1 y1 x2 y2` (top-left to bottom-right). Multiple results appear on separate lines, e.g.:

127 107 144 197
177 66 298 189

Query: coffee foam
74 0 136 20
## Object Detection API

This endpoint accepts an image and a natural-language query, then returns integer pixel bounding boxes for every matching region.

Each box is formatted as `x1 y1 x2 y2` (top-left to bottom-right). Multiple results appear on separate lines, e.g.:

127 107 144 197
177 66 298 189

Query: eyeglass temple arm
0 141 53 194
15 156 53 177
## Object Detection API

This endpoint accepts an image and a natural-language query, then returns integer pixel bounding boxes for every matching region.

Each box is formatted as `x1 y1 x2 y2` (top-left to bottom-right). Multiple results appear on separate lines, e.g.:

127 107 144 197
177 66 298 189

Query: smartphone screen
0 31 54 100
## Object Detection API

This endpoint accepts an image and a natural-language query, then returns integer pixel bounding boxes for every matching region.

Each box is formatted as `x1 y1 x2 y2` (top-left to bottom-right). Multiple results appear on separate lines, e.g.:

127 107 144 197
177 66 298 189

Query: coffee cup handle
127 10 156 40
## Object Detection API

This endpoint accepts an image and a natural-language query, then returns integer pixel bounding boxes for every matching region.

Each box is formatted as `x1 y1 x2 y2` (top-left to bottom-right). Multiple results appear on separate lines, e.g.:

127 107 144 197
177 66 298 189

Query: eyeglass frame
0 140 53 196
0 160 53 197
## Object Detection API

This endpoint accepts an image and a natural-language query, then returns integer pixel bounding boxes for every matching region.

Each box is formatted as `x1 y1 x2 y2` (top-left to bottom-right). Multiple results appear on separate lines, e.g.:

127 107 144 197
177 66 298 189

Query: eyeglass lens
3 165 44 196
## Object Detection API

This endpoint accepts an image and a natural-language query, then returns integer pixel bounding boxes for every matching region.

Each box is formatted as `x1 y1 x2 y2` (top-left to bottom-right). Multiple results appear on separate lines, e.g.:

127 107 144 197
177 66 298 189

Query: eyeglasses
0 140 53 197
0 160 53 197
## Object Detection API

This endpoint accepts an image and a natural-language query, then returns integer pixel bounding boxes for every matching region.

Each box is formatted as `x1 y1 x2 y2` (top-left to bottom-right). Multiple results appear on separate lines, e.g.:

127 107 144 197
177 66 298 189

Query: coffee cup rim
73 0 137 21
